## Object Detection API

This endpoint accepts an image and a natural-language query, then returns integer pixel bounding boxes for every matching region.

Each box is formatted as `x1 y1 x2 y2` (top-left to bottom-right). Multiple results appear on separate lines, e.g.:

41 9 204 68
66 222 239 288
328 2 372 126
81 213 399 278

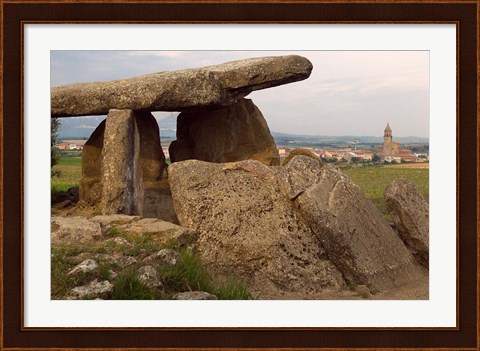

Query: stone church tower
379 123 400 160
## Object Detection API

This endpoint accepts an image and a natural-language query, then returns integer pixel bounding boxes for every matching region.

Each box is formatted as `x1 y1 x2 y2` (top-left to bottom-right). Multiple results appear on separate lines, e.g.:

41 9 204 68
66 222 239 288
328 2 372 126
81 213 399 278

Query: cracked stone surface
384 178 429 268
287 161 426 290
168 159 345 296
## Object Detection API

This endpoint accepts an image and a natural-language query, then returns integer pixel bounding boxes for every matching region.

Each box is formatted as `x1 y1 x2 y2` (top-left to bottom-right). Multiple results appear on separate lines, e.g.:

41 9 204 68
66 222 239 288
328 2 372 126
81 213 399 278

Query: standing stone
134 111 177 222
135 111 167 188
384 179 429 268
79 120 105 205
281 157 425 291
101 109 144 215
79 111 173 220
169 99 280 166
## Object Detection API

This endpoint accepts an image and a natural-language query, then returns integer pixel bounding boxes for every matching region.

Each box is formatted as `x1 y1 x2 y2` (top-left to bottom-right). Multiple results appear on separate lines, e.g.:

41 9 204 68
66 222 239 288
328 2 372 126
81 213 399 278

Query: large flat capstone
51 55 313 117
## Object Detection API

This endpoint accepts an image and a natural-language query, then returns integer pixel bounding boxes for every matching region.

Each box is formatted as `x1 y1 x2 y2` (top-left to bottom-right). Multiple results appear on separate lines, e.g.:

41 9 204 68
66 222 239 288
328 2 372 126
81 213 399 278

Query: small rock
173 291 218 300
69 279 113 299
118 256 138 268
68 259 98 275
144 249 182 266
137 265 163 289
67 186 80 202
108 270 118 280
52 199 73 210
120 218 199 247
108 236 130 246
90 214 140 228
51 216 102 245
93 253 137 268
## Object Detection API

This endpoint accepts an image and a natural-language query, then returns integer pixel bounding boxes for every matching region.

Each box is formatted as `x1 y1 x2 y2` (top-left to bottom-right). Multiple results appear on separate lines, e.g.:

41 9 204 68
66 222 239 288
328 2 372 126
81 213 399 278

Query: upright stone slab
281 158 425 291
101 109 144 215
135 111 167 188
79 111 172 220
79 120 105 205
169 99 280 166
384 179 429 268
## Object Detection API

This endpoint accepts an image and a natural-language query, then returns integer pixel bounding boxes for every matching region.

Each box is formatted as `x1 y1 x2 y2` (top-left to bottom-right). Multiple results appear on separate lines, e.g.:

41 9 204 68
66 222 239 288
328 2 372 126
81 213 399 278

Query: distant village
278 123 429 165
55 123 429 165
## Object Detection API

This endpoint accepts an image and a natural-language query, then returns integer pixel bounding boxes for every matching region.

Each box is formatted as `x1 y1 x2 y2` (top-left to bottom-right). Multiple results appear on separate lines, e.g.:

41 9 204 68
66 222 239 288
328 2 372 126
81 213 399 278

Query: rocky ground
51 213 250 300
52 207 428 300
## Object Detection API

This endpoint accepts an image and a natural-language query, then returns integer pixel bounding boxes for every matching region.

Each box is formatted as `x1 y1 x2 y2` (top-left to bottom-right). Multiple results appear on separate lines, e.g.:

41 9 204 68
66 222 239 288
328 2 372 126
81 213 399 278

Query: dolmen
52 55 427 297
51 55 313 218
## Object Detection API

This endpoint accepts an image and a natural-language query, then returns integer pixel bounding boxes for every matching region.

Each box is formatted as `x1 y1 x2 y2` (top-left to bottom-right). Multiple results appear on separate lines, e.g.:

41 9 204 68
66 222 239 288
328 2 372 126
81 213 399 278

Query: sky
51 50 429 137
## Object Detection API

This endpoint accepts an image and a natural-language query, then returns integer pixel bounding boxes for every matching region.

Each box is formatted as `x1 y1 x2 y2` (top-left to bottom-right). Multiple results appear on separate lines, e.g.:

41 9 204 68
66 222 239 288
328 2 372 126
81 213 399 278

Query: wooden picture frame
1 1 478 350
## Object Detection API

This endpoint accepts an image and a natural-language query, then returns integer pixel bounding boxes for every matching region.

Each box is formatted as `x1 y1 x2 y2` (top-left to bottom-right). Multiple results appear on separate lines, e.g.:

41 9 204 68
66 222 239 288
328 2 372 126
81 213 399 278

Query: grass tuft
158 249 252 300
111 270 158 300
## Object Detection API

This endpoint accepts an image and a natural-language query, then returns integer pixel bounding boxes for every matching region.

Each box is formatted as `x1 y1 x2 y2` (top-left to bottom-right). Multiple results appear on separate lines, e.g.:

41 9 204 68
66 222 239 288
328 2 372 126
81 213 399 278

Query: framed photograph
2 1 478 350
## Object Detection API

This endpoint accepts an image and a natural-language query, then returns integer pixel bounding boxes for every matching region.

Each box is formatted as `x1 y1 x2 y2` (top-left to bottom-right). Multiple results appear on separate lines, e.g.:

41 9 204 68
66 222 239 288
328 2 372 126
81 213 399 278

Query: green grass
104 227 166 257
52 226 252 300
57 157 82 165
157 249 252 300
343 165 429 220
111 270 159 300
51 245 101 299
51 157 82 202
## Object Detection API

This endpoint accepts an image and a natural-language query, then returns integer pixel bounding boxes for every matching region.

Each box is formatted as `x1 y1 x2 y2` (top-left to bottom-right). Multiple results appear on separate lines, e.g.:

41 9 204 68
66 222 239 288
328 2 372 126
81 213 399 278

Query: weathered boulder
79 120 105 205
51 55 313 117
169 98 280 166
282 148 322 166
101 109 144 215
168 159 346 296
384 178 429 268
51 216 102 245
283 159 425 290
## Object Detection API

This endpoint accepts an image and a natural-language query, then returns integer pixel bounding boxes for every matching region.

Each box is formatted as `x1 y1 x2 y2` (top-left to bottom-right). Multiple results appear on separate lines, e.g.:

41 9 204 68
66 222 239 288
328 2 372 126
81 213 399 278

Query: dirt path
254 276 429 300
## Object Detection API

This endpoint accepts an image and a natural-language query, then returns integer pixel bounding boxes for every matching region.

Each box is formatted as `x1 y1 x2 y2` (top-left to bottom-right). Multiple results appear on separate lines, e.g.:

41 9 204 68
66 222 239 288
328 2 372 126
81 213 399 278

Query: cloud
75 124 96 129
51 50 429 137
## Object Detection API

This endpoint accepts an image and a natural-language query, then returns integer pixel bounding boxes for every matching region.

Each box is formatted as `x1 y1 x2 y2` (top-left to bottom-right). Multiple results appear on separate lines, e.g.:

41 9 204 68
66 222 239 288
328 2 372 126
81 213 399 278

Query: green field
51 157 428 221
51 157 82 197
344 165 429 220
